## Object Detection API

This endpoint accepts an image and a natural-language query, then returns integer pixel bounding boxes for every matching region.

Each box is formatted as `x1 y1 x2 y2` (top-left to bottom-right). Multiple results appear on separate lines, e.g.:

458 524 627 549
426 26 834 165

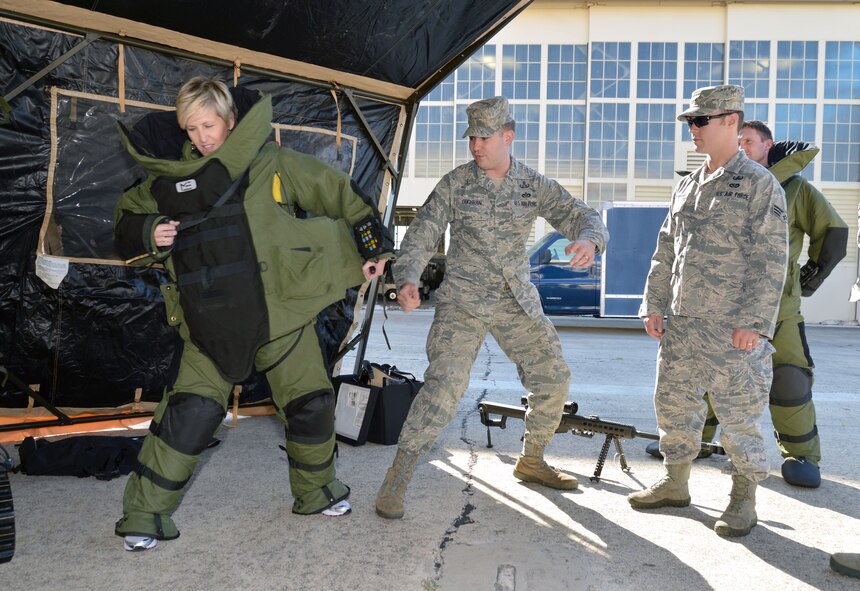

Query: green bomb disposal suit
112 90 390 540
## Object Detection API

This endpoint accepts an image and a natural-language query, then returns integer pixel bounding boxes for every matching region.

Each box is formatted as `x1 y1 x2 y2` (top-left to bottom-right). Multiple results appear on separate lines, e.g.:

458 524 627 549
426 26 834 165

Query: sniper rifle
478 398 725 482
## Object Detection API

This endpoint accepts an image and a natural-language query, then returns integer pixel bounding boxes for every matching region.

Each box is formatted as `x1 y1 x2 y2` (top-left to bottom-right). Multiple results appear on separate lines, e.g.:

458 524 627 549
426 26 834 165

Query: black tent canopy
0 0 531 424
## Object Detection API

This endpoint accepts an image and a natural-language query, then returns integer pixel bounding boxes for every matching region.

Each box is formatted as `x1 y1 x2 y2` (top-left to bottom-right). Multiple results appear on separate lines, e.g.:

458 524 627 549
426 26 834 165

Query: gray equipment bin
600 202 669 317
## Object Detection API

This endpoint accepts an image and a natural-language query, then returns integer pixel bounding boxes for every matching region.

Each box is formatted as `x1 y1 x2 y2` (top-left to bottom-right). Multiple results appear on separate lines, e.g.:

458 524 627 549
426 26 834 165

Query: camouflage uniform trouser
115 319 349 540
397 295 571 458
655 315 772 482
700 313 819 463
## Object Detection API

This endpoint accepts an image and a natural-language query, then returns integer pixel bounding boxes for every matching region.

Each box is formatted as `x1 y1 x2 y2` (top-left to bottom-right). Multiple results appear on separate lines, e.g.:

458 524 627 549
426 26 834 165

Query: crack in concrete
431 340 493 581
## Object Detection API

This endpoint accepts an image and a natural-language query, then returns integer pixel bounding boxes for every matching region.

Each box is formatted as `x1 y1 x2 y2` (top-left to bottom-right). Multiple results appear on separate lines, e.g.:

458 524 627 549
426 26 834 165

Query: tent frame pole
2 31 100 103
348 100 420 374
0 367 154 434
0 366 71 424
341 88 399 178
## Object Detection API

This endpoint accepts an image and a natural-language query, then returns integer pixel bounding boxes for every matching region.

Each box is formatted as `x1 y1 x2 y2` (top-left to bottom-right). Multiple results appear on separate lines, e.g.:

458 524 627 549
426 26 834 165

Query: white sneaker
321 499 351 516
124 535 157 552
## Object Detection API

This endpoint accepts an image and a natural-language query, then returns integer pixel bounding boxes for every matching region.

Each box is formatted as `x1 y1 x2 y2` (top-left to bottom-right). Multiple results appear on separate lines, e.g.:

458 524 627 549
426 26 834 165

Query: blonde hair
175 76 236 129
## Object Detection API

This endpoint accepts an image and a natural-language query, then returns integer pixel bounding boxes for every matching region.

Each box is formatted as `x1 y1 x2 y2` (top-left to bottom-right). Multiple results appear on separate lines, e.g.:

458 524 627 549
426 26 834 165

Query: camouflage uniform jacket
394 157 608 320
640 149 788 338
767 141 847 319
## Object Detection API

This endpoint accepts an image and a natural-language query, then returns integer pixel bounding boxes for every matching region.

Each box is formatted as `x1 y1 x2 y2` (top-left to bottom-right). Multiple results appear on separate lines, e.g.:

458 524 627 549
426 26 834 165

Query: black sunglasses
684 112 736 128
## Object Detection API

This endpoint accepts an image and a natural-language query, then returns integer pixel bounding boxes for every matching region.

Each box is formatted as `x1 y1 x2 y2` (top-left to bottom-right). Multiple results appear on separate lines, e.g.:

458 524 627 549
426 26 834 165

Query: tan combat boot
628 463 692 509
513 455 578 490
375 449 419 519
714 475 757 537
831 553 860 579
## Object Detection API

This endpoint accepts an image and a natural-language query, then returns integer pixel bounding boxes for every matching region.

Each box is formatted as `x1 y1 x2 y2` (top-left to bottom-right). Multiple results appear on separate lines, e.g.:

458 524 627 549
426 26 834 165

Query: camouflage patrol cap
462 96 515 138
677 84 744 121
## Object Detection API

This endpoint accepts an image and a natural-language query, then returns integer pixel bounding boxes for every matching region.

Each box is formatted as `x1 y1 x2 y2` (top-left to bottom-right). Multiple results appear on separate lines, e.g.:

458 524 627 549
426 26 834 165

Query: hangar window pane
414 104 454 177
774 103 816 181
509 103 540 168
637 42 677 99
588 103 629 178
822 104 860 182
456 45 496 100
586 183 626 210
454 104 471 167
729 40 770 98
776 41 817 99
502 44 541 100
824 41 860 99
545 104 586 179
590 42 631 98
683 43 724 98
634 104 674 179
547 44 587 100
743 103 769 124
426 72 454 102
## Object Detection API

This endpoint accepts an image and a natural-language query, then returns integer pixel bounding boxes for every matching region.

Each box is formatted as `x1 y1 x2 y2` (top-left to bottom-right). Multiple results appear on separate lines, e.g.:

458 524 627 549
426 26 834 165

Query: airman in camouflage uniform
628 85 789 537
375 96 609 519
647 124 849 489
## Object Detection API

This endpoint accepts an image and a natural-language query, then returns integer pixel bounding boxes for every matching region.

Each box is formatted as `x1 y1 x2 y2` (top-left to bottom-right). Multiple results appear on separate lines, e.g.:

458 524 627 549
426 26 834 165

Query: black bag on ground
362 362 423 445
331 374 378 446
17 435 144 480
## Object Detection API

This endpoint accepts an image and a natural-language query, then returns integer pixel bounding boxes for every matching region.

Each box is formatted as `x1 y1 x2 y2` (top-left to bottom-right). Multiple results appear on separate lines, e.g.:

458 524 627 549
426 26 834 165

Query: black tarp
52 0 520 91
0 1 528 413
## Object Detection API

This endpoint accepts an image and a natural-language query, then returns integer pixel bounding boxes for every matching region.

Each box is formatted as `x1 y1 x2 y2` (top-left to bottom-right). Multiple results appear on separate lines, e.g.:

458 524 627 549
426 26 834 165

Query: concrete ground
2 305 859 590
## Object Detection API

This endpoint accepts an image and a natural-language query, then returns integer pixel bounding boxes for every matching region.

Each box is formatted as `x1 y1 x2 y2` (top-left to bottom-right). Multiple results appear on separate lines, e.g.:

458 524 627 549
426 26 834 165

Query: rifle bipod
594 433 629 482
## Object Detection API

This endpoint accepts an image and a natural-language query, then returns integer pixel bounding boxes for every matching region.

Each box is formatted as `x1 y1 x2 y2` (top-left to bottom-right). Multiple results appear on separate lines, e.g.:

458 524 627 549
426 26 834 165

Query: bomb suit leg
116 342 229 540
768 316 819 464
701 393 719 443
260 321 349 514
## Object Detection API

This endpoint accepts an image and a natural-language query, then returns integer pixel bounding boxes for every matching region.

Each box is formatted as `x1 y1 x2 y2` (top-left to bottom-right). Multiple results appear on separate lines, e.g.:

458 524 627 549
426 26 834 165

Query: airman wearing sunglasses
650 122 848 489
630 85 789 537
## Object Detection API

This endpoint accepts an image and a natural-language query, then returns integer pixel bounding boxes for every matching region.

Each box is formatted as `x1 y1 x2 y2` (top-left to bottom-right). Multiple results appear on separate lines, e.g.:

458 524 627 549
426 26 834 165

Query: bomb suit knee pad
119 392 226 538
769 365 813 410
284 389 335 445
152 392 227 456
769 364 819 461
281 389 344 514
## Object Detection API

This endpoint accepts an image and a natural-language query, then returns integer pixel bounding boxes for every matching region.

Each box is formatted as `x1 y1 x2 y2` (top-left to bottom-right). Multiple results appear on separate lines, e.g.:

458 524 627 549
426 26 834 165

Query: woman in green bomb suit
112 77 392 551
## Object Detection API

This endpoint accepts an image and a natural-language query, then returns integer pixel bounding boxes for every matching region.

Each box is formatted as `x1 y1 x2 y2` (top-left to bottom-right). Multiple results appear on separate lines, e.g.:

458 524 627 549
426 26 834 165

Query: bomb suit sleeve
794 179 848 296
277 147 394 261
113 179 173 264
